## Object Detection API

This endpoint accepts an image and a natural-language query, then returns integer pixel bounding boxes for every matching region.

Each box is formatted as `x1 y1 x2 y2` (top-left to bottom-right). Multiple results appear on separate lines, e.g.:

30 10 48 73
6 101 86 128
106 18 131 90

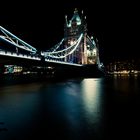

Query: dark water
0 76 140 140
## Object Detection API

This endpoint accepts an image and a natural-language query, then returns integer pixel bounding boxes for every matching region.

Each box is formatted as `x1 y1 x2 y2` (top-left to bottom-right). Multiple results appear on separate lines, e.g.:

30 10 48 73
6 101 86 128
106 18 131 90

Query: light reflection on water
0 78 105 140
82 79 103 126
0 77 140 140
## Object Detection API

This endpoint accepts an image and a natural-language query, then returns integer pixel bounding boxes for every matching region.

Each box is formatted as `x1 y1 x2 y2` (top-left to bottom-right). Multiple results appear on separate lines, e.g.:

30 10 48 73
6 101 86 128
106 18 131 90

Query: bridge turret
63 9 88 64
81 10 87 33
43 9 102 66
71 8 81 26
65 15 68 27
64 8 84 37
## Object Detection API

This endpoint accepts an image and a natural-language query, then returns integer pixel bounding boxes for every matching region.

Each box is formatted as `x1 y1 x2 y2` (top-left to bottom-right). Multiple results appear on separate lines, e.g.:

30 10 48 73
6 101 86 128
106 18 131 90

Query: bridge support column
83 33 87 64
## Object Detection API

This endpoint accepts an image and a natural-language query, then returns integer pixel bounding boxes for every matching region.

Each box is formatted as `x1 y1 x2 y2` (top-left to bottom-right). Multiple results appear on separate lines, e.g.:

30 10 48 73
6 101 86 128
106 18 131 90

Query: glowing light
76 17 81 25
70 40 76 46
82 78 103 123
87 49 90 56
68 23 71 27
0 50 40 60
44 59 82 66
93 49 97 55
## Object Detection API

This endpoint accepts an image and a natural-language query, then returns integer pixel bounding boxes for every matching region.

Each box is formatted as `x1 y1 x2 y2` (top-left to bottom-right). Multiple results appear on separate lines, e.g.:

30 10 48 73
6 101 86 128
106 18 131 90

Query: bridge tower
42 9 100 66
64 8 87 64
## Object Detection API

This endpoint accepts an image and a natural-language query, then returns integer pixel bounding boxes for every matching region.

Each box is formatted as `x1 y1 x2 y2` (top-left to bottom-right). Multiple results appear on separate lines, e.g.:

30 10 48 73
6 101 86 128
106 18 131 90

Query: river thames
0 76 140 140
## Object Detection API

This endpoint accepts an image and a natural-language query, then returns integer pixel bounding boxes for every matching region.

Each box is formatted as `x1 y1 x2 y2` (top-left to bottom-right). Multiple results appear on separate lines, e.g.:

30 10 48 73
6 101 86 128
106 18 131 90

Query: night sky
0 1 139 64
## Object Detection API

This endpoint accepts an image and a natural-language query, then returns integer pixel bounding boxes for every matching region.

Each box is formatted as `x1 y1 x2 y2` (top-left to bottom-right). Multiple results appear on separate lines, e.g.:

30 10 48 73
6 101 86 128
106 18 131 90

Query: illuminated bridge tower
42 9 100 66
64 8 88 64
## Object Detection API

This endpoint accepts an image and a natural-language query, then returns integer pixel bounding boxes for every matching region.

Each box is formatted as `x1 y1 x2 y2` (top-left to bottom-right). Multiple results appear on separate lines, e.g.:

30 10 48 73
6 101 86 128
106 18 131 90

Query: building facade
64 8 99 65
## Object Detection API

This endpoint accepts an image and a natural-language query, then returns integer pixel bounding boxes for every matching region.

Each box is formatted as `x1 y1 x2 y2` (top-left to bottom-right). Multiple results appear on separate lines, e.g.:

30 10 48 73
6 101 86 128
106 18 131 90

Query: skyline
0 1 139 64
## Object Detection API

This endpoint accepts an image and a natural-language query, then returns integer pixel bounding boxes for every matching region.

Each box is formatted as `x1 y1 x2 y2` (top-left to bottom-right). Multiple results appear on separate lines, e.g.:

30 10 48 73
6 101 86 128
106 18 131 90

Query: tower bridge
0 9 104 76
42 8 100 66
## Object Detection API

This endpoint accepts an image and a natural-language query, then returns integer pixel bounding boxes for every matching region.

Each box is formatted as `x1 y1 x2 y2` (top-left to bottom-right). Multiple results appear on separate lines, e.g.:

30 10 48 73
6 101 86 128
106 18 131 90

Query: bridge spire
65 15 68 26
74 8 78 13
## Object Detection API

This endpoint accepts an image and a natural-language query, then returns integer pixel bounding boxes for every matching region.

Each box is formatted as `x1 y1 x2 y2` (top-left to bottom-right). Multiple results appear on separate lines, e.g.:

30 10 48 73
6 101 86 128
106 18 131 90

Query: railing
0 50 40 60
45 58 82 66
0 50 82 66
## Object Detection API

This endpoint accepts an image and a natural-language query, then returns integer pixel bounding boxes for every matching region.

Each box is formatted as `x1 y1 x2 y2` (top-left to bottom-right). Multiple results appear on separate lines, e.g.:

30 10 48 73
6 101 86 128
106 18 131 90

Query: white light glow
87 50 90 56
93 49 96 55
0 50 40 60
82 78 103 123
